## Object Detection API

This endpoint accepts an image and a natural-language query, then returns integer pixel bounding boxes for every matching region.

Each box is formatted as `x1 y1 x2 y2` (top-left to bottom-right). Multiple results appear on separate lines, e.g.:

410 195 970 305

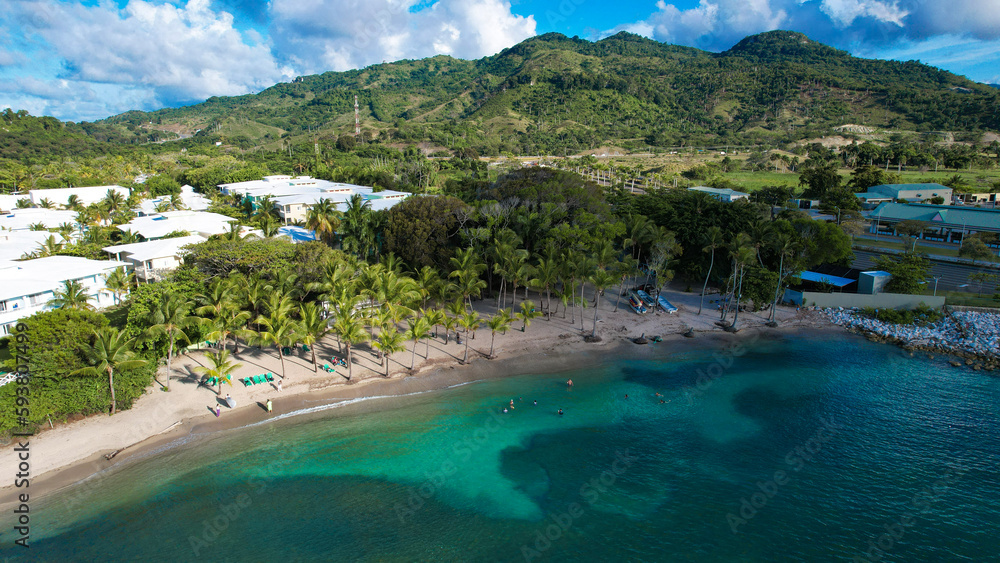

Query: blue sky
1 0 998 122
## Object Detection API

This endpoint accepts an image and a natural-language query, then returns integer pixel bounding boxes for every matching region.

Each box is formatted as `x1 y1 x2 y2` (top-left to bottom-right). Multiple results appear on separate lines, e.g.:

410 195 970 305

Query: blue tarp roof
799 271 856 287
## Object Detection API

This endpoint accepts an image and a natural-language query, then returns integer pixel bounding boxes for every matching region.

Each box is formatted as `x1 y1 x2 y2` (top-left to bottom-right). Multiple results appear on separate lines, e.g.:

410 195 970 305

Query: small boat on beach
657 295 678 313
636 290 656 309
626 291 648 314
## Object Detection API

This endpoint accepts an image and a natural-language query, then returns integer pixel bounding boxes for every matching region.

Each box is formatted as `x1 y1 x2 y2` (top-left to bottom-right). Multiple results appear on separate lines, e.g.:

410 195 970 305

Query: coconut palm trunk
698 250 715 315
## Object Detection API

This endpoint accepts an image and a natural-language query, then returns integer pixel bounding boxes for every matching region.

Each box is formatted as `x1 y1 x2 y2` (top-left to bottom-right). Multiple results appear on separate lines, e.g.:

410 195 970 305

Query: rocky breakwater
822 308 1000 371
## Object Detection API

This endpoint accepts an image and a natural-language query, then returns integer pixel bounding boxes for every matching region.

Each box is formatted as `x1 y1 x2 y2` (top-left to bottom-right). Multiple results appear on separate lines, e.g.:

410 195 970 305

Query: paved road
853 250 999 295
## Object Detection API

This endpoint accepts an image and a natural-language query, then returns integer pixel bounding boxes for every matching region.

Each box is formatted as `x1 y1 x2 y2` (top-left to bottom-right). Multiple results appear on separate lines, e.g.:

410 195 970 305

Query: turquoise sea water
7 332 1000 562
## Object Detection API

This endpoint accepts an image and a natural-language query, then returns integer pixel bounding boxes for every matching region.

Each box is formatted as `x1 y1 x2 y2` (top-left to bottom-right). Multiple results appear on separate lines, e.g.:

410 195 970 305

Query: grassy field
919 289 999 308
854 239 1000 263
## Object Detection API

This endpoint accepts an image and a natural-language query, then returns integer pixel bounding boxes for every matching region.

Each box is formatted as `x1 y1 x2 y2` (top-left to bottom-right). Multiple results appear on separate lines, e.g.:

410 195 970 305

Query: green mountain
56 31 1000 155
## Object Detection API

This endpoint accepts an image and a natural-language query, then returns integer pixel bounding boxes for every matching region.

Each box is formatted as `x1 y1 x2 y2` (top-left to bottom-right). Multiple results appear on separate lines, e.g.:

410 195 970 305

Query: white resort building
118 210 239 240
28 185 131 208
103 234 207 282
0 256 128 335
219 175 411 224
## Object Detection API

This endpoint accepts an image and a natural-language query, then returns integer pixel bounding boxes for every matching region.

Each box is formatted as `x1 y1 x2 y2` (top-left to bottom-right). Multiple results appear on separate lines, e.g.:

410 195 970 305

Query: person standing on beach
266 399 273 413
277 379 283 392
214 406 221 417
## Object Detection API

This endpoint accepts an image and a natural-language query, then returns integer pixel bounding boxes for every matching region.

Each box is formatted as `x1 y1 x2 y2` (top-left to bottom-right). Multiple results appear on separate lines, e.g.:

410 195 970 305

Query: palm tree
103 189 126 215
333 310 369 381
298 302 331 373
698 226 723 315
730 246 757 329
768 233 797 322
589 269 618 338
204 308 252 354
374 324 407 377
48 279 94 310
305 199 342 246
341 194 373 259
38 197 54 209
414 266 442 310
66 194 83 211
72 327 147 415
405 315 432 369
144 294 196 391
458 310 481 364
255 313 300 380
449 247 487 311
486 309 513 358
193 349 242 396
103 267 132 306
529 256 559 320
33 234 64 258
516 300 542 332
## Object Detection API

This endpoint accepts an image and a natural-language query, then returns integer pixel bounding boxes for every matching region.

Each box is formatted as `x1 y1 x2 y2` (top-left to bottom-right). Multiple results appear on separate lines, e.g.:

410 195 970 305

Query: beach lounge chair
241 378 253 387
254 374 265 385
323 363 331 372
265 372 274 382
302 344 310 352
282 346 292 355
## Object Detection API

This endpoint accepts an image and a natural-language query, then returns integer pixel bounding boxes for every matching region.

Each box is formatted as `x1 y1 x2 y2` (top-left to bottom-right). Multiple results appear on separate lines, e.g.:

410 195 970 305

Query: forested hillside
98 30 999 155
3 30 998 159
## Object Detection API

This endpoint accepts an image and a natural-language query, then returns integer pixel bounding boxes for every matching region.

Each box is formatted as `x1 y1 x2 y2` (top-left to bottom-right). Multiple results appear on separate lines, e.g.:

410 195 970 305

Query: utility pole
354 95 360 136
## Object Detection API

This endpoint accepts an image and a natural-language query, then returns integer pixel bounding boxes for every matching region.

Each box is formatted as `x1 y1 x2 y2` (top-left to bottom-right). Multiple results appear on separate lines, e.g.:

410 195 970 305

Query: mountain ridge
8 30 998 157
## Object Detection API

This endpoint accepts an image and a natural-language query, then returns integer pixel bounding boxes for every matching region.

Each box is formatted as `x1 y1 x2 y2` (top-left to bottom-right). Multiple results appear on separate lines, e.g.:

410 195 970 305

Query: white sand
0 286 825 488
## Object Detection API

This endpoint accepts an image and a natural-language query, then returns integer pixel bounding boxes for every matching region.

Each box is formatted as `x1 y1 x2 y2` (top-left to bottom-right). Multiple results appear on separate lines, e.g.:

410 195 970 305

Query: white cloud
603 0 788 49
818 0 908 27
269 0 536 73
13 0 291 106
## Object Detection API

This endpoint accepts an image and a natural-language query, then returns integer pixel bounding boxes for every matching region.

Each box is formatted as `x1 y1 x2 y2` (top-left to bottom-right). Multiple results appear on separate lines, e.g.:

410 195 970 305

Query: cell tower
354 95 360 136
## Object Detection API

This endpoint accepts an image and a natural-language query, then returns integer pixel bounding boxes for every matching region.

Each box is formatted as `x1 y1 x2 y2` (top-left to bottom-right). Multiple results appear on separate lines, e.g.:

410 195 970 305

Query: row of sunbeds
241 373 275 387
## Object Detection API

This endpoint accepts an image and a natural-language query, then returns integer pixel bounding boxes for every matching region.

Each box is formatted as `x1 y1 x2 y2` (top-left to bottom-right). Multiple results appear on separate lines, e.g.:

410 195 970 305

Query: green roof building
870 202 1000 243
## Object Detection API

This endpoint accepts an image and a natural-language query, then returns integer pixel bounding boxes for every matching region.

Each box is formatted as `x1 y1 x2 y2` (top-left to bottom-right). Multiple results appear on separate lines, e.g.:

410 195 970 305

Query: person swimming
566 379 573 387
503 408 508 414
533 400 537 405
557 409 564 415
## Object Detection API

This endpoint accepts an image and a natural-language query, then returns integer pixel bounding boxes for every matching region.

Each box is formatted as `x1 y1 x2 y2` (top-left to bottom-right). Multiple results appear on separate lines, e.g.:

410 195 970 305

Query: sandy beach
1 286 833 501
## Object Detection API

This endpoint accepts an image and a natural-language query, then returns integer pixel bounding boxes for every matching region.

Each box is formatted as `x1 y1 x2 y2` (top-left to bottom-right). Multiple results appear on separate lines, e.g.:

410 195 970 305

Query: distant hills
6 30 1000 158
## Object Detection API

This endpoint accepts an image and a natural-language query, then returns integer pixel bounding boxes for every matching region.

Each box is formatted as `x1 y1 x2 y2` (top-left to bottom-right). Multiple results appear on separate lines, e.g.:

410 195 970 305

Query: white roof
29 185 129 207
0 231 54 264
0 195 23 212
103 235 207 262
219 176 375 199
118 211 237 240
366 190 411 199
137 185 211 215
0 256 128 301
0 208 79 231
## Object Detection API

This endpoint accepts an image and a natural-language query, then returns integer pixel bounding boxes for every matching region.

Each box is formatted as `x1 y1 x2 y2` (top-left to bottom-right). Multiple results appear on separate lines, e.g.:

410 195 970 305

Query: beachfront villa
869 202 1000 243
0 207 79 231
219 175 411 223
117 210 239 240
28 185 131 208
687 186 750 202
103 234 208 282
0 255 128 335
0 230 55 263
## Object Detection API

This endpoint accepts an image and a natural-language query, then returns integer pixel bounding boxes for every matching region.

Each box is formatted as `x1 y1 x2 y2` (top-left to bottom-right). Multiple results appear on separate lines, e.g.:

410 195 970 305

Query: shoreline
1 290 838 503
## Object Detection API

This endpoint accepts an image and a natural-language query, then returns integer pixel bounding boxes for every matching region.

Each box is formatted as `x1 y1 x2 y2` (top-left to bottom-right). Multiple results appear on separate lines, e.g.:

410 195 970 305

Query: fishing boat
657 295 678 313
636 289 656 308
626 291 648 314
